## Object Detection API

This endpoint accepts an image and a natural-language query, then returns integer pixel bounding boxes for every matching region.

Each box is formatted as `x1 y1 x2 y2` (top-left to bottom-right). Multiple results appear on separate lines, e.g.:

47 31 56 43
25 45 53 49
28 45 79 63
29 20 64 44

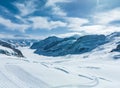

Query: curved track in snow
4 64 99 88
52 76 99 88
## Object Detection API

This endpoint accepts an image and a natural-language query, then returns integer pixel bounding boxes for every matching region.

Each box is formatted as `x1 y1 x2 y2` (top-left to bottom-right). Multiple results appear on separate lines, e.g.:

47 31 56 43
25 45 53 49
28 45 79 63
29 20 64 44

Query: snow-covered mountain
31 34 108 56
0 32 120 88
4 39 37 47
31 36 62 49
0 40 24 57
29 32 120 57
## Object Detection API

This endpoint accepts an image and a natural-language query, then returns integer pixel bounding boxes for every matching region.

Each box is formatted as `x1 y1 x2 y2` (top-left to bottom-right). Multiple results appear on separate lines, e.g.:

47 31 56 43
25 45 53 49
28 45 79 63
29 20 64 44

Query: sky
0 0 120 39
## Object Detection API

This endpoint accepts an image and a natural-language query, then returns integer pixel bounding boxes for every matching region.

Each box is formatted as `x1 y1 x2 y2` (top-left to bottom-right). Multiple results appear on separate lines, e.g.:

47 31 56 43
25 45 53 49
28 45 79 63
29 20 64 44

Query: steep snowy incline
0 40 24 57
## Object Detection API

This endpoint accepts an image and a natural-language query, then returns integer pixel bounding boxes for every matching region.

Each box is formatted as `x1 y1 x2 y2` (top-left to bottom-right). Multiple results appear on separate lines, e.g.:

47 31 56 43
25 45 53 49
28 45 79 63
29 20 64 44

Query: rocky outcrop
0 40 24 57
111 44 120 52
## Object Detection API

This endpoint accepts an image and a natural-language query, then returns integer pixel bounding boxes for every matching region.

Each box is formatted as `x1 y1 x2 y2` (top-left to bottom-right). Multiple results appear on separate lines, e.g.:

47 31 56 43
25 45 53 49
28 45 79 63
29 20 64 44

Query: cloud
0 33 42 39
51 6 67 16
29 16 67 30
45 0 72 16
94 7 120 25
65 17 89 31
13 0 38 16
13 0 72 17
15 15 28 23
64 7 120 35
80 7 120 35
0 0 119 37
0 17 30 32
46 0 71 7
0 33 13 39
71 25 120 35
78 25 106 34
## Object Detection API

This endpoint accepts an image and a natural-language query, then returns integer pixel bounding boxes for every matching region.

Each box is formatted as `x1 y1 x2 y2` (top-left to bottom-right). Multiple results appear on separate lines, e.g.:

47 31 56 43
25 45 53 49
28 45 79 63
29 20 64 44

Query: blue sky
0 0 120 39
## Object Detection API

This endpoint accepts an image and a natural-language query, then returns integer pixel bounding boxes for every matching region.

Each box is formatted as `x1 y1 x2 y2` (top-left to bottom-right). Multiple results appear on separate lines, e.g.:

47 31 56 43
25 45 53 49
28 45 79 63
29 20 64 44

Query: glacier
0 32 120 88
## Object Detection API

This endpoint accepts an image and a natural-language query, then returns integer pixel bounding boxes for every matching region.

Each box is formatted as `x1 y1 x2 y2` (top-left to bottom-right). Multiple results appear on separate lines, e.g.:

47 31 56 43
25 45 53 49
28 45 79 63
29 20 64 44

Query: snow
0 45 14 54
0 46 120 88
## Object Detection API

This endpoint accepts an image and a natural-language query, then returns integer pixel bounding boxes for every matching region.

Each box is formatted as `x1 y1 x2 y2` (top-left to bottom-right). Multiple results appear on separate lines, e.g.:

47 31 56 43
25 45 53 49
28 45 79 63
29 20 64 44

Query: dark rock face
0 50 11 56
0 40 24 57
111 44 120 52
31 35 107 57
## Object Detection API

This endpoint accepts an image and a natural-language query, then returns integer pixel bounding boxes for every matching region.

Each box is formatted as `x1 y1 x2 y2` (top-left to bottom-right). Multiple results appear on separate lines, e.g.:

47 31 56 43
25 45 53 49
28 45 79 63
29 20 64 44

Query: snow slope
0 40 24 57
0 45 14 54
0 32 120 88
0 47 120 88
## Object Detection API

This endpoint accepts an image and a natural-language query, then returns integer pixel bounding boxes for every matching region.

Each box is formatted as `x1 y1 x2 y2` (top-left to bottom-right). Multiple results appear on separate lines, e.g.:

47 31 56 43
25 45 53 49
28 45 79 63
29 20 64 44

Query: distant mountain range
1 32 120 58
30 32 120 57
4 39 38 47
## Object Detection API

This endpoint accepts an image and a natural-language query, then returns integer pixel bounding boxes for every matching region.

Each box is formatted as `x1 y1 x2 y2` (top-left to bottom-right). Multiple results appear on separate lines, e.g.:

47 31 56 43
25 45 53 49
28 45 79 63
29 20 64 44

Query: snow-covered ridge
30 34 107 56
0 40 24 57
3 39 38 47
30 32 120 57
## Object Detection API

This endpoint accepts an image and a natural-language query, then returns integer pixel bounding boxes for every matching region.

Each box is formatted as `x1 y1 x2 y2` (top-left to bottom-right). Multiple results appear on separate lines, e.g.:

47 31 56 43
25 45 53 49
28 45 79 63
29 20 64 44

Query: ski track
2 64 100 88
52 77 99 88
78 74 94 80
0 47 119 88
54 67 69 74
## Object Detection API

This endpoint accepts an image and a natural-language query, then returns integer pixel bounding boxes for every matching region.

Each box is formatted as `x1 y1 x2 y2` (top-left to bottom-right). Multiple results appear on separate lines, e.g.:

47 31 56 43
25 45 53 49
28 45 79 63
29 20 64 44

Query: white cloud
64 8 120 35
79 25 106 34
0 33 43 39
0 17 30 32
73 25 120 35
65 17 89 31
0 33 13 39
15 15 28 23
46 0 71 7
45 0 72 16
29 16 67 30
51 6 67 16
79 7 120 35
14 0 37 16
94 7 120 25
2 0 119 36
